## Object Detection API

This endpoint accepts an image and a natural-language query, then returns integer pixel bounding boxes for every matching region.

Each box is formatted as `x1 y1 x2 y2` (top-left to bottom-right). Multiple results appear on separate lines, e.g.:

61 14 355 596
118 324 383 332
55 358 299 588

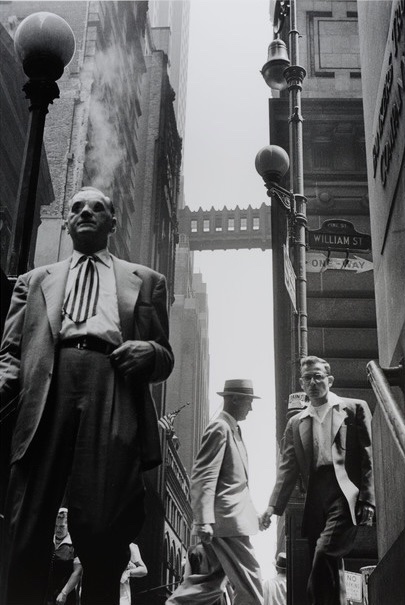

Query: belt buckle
77 338 88 350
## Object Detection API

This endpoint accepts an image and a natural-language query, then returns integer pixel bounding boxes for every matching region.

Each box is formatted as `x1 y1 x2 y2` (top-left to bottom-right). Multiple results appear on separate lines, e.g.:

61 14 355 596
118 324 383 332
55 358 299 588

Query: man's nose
80 204 93 216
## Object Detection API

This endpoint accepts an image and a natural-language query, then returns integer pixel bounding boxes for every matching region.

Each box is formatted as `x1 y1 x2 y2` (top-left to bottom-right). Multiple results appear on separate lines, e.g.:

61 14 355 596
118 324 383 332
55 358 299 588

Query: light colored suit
192 411 259 537
167 411 263 605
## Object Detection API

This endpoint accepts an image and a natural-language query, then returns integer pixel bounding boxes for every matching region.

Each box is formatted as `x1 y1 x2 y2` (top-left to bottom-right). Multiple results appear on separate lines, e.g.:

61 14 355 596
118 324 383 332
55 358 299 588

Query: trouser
166 536 264 605
305 466 357 605
1 348 145 605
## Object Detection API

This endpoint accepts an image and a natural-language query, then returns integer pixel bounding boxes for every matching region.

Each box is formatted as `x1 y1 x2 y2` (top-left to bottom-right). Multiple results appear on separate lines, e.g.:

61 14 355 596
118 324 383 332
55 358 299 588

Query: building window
191 220 197 233
228 218 235 231
203 219 210 232
240 217 247 231
215 217 222 231
253 217 260 230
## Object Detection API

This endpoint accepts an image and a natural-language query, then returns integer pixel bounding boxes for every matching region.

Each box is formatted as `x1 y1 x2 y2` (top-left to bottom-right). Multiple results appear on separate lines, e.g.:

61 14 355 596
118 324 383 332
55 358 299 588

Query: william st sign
307 219 372 253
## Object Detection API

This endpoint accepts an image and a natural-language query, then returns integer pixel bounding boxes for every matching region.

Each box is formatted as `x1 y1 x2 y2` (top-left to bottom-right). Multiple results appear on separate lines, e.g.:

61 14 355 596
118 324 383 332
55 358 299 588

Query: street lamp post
7 12 75 276
256 0 307 379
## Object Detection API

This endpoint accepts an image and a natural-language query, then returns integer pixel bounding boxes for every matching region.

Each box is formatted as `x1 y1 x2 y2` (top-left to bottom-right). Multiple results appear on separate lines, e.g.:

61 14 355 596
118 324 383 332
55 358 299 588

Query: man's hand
259 506 274 531
120 569 130 584
56 591 67 604
196 523 214 544
356 502 375 526
109 341 155 377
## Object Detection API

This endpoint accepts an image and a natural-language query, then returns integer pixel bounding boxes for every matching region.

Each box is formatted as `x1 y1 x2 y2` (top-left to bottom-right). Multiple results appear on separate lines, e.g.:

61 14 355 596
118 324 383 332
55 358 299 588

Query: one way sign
306 252 373 274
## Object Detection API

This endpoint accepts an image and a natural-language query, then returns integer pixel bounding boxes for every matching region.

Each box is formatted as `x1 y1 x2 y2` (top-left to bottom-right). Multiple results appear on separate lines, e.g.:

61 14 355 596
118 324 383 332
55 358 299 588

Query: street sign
345 571 362 603
283 245 297 313
288 392 308 409
307 219 372 252
306 252 373 274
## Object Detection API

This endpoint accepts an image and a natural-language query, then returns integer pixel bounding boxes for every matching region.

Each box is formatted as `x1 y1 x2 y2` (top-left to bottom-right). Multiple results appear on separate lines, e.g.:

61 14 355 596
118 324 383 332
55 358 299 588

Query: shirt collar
300 391 340 419
54 532 73 548
221 410 239 432
70 248 111 268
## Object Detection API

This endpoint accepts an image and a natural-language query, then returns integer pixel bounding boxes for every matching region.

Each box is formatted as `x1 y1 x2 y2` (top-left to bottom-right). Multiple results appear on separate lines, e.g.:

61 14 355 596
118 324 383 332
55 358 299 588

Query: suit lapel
298 415 313 475
235 430 249 478
112 256 142 341
232 426 249 480
41 259 71 341
220 413 249 480
332 402 347 445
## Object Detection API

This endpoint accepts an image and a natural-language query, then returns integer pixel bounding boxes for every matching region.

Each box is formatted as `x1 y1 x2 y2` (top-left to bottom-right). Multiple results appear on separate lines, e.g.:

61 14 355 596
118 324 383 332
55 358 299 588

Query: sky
182 0 279 579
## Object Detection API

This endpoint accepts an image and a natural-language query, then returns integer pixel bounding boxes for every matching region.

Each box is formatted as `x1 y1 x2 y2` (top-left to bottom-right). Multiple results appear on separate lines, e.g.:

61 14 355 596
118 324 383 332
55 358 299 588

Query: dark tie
63 255 100 323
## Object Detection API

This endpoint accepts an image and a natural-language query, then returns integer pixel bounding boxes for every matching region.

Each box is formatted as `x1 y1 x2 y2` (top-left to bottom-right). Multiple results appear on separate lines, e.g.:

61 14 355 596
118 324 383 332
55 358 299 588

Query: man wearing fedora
263 552 286 605
167 379 264 605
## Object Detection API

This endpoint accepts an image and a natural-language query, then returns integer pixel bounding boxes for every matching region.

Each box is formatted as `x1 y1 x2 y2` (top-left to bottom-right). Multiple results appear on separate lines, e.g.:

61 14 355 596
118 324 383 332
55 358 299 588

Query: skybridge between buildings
178 204 272 251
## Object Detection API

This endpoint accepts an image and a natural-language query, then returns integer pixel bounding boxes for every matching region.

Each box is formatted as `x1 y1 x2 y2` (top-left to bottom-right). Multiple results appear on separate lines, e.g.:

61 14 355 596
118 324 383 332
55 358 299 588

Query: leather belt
59 335 116 355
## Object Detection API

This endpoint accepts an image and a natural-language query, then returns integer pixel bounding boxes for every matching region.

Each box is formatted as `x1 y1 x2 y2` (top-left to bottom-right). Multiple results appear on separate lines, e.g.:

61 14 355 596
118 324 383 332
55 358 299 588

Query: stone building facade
358 1 405 603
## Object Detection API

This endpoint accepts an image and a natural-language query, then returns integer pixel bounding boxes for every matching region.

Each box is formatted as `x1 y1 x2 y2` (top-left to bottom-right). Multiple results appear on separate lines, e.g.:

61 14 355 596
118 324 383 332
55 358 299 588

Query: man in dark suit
0 186 174 605
167 379 264 605
260 356 375 605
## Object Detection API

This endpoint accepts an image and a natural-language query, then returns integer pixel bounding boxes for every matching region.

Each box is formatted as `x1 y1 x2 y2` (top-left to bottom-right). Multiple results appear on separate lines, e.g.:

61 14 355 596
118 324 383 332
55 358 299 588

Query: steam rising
87 45 129 192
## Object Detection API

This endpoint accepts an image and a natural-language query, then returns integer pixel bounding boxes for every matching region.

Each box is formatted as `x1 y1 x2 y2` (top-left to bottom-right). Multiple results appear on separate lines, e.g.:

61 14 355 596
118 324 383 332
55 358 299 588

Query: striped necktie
63 255 100 323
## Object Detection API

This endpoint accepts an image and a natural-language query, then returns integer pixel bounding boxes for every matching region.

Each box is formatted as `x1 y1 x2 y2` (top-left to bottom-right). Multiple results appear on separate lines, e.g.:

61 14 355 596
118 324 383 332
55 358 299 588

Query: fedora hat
217 379 261 399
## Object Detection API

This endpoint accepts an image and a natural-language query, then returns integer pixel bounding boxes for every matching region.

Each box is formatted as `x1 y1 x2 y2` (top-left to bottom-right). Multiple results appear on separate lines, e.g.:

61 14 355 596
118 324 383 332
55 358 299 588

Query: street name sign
307 220 372 252
283 245 297 313
306 252 373 274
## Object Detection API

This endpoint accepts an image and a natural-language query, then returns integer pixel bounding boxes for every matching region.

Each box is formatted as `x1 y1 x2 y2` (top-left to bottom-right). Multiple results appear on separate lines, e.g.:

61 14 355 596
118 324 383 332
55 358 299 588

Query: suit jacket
0 255 174 469
191 411 259 537
269 393 375 529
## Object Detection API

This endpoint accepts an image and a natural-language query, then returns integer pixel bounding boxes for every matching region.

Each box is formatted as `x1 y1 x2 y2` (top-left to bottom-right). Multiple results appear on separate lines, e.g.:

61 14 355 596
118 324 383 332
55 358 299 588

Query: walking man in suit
260 356 375 605
167 379 264 605
0 186 174 605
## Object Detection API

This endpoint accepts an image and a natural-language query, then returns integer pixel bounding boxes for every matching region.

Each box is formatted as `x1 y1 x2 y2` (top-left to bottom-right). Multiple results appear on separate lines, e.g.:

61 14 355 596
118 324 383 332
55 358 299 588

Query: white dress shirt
60 248 122 345
301 397 340 468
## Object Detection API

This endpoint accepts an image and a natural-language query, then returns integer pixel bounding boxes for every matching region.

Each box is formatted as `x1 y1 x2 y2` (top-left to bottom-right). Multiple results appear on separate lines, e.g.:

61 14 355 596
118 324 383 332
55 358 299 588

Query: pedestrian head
275 552 287 574
218 379 260 421
54 507 68 539
65 186 116 254
299 356 334 406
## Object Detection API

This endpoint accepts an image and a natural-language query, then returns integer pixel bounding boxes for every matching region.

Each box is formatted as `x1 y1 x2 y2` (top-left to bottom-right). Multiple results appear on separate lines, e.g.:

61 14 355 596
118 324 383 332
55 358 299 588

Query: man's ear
328 375 334 387
110 216 117 233
299 377 304 390
64 220 70 235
